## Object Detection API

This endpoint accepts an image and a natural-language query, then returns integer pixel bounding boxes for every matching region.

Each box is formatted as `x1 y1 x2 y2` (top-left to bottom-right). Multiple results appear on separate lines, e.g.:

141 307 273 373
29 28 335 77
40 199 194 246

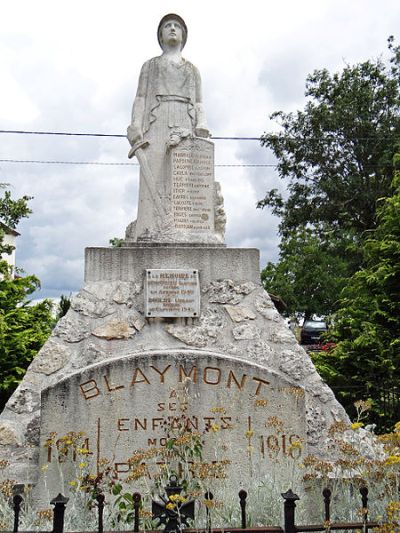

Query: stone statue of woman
126 14 212 242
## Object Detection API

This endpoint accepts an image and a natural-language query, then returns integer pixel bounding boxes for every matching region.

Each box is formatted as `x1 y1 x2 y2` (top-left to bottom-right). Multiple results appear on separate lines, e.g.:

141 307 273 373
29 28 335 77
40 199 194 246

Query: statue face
160 19 183 48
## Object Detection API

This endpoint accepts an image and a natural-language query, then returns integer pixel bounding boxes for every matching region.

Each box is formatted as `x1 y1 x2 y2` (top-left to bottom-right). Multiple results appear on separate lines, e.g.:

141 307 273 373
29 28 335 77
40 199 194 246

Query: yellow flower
169 494 187 503
41 465 49 471
78 462 87 469
77 448 89 455
210 423 220 432
166 502 176 510
384 455 400 465
68 481 77 486
254 398 268 407
351 422 364 430
210 407 226 414
245 430 254 438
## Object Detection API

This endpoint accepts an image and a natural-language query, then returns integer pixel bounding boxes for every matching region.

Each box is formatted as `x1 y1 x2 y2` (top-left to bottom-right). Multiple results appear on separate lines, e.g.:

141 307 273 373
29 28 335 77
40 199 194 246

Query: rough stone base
0 245 348 494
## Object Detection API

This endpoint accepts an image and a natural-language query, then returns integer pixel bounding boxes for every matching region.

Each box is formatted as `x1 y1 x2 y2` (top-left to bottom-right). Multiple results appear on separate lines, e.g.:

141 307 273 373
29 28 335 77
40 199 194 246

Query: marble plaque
170 138 215 233
145 269 200 317
36 351 307 502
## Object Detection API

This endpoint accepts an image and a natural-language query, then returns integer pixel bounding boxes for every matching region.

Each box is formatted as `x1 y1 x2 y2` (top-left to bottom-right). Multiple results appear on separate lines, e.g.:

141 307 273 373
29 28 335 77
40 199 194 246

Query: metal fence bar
133 492 141 533
239 490 247 529
96 493 104 533
12 494 23 533
50 493 69 533
204 491 214 533
281 490 299 533
322 488 331 522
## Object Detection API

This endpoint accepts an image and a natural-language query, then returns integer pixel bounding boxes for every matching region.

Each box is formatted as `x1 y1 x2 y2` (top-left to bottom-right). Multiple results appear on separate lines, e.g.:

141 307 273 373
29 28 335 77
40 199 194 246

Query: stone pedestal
0 244 348 504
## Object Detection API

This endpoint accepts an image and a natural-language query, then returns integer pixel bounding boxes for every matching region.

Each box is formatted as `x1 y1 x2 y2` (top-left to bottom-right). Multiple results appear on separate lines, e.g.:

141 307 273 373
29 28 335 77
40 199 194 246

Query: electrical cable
0 129 260 141
0 158 276 167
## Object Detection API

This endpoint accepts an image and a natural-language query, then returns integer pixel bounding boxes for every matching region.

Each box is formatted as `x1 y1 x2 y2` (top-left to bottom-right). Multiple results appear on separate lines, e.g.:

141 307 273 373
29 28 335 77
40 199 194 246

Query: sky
0 0 399 299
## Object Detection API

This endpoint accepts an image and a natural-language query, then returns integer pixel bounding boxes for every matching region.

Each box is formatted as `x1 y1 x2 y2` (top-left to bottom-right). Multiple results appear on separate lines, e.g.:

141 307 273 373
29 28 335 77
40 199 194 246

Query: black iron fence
7 485 385 533
331 384 400 431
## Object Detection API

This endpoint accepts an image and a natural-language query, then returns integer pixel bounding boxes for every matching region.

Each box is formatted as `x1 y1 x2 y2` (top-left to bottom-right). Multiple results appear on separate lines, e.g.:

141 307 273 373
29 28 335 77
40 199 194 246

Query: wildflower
77 448 90 454
169 494 187 503
0 460 9 470
68 480 77 486
166 502 176 510
35 509 53 522
210 407 226 414
254 398 268 407
126 463 147 481
78 462 87 469
210 423 220 432
266 416 284 433
0 479 15 497
328 421 350 435
354 399 372 411
351 422 364 430
384 455 400 466
288 440 303 454
202 499 223 509
245 430 254 438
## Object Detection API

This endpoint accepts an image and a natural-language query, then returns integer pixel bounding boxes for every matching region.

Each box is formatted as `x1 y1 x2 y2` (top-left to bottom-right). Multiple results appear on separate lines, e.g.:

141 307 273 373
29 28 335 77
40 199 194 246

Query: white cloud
1 0 399 297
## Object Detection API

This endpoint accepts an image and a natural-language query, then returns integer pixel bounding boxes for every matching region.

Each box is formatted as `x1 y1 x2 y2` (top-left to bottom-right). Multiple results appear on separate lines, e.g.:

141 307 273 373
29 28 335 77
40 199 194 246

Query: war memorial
0 13 374 525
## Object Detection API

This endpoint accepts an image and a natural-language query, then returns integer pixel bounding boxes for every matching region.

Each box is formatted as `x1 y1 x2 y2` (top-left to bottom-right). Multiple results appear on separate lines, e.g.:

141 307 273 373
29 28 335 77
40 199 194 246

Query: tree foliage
57 294 71 320
261 230 350 319
260 38 400 318
312 162 400 430
0 191 54 410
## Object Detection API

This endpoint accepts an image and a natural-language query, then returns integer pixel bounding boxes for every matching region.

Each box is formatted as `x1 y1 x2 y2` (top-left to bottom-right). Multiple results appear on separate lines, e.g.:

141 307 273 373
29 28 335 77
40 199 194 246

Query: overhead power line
0 158 275 168
1 128 399 141
0 129 260 141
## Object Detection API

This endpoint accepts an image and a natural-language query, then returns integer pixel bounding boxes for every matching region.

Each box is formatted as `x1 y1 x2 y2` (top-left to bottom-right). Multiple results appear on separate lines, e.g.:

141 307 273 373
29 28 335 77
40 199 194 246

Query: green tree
259 38 400 316
57 293 71 320
312 159 400 430
0 191 54 410
261 230 350 319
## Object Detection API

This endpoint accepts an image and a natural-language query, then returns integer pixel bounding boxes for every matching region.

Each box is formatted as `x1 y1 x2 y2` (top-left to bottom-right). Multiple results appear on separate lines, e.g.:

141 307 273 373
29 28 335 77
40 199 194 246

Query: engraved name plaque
145 269 200 317
170 138 215 234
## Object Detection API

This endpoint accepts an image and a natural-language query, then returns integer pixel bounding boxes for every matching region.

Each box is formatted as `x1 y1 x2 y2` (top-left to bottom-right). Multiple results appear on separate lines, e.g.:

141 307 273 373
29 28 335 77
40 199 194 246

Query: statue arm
193 66 210 138
127 62 149 146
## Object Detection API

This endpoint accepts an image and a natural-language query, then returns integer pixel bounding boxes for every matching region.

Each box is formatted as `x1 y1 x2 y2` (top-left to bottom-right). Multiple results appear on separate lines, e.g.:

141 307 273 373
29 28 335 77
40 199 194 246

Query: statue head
158 13 187 51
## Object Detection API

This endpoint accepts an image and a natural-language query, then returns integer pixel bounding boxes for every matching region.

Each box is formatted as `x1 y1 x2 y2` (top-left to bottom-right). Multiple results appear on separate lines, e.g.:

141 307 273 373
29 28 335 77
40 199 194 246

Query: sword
128 139 167 219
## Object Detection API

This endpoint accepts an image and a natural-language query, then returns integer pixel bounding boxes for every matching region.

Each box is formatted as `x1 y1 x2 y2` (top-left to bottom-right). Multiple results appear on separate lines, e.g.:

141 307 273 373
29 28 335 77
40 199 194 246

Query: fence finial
281 489 299 533
50 493 69 533
239 490 247 529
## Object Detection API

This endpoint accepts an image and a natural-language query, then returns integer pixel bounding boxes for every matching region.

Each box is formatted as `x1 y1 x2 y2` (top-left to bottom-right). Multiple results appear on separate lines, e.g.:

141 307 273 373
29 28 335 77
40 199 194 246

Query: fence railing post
96 493 105 533
12 494 23 533
239 490 247 529
281 489 299 533
204 491 214 533
133 492 141 533
50 493 69 533
322 488 331 523
360 486 368 532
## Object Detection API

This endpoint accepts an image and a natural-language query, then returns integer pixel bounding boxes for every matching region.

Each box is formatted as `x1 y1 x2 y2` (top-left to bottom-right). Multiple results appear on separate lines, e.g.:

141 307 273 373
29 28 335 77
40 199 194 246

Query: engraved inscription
38 353 307 500
145 269 200 318
171 139 215 233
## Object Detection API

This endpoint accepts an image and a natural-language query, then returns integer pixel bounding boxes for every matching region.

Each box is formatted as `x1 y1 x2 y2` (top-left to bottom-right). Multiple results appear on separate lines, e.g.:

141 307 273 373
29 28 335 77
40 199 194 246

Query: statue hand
127 124 143 146
195 127 210 138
